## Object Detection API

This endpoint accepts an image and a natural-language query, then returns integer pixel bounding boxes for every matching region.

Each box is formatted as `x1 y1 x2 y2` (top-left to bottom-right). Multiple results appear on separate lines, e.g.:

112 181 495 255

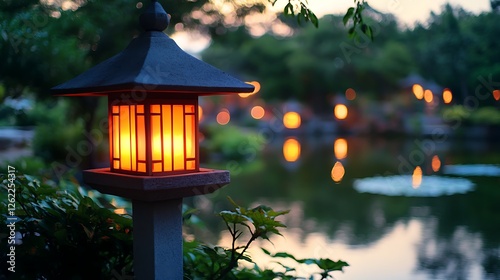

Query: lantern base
82 168 230 201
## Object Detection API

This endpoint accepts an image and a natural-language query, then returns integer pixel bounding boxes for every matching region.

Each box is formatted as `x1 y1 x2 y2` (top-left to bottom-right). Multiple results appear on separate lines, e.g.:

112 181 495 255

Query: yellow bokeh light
334 104 348 120
334 138 348 160
432 155 441 172
239 81 261 98
493 90 500 101
216 109 230 125
412 84 424 99
345 88 356 100
283 112 301 129
331 161 345 183
442 89 453 104
250 105 265 120
283 138 301 162
424 89 433 103
412 166 423 189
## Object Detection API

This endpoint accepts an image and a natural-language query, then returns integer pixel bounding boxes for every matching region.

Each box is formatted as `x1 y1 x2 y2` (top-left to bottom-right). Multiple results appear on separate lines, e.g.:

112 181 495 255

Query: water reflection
283 137 301 162
334 138 348 160
431 155 441 172
412 166 423 189
331 161 345 183
192 136 500 279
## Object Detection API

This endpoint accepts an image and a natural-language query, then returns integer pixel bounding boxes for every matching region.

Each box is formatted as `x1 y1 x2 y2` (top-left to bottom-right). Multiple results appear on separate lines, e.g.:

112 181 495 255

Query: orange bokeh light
412 84 424 99
283 112 301 129
442 89 453 104
239 81 261 98
334 138 348 160
412 166 422 189
424 89 433 103
331 161 345 183
250 105 265 120
283 138 301 162
216 109 230 125
334 104 348 120
432 155 441 172
345 88 356 100
493 90 500 101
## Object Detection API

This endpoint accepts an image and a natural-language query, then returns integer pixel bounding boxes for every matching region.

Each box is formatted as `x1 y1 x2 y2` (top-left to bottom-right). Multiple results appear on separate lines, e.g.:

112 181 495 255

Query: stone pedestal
83 168 230 279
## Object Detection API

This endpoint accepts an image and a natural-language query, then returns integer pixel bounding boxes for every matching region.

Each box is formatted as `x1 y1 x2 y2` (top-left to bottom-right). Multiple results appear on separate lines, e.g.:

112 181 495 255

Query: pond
187 133 500 280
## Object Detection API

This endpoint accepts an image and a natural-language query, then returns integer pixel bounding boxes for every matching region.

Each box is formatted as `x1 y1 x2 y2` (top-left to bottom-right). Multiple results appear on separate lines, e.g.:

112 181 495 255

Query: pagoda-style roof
51 1 253 96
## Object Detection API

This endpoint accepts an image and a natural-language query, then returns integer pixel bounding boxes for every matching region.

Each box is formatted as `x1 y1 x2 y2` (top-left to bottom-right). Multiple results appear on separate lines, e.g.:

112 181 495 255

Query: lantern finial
140 0 169 32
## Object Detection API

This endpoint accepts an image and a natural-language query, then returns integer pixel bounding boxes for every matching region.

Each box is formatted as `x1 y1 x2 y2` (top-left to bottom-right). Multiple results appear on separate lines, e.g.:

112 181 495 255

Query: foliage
0 174 133 279
202 124 265 161
1 174 348 279
442 105 500 125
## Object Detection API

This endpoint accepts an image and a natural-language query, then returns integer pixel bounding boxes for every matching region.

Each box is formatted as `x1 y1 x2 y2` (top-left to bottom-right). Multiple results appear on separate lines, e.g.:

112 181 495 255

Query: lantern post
51 1 254 279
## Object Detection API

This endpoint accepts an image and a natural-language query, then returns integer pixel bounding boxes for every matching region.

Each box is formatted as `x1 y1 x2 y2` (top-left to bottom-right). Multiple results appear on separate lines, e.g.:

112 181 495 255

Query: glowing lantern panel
283 138 301 162
283 112 301 129
109 98 198 175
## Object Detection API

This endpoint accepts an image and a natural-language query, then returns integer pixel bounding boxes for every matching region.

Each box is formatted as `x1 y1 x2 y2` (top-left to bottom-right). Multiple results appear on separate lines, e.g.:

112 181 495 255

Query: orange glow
442 89 453 104
334 104 348 120
412 84 424 99
431 155 441 172
283 138 301 162
114 208 127 215
110 103 197 175
493 90 500 101
412 166 422 189
424 89 433 103
345 88 356 100
239 81 261 98
331 161 345 183
283 112 301 129
198 105 203 121
251 105 265 119
334 138 348 160
217 109 230 125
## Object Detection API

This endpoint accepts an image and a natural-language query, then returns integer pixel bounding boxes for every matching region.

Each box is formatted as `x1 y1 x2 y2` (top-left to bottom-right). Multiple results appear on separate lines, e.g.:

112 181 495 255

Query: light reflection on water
194 136 500 280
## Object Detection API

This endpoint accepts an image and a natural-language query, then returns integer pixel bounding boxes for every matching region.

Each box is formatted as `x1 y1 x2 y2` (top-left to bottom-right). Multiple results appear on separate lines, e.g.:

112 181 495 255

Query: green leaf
343 7 355 26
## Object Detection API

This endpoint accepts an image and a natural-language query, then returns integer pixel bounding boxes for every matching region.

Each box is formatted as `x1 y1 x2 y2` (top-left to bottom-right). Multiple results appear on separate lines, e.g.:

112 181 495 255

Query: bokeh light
331 161 345 183
493 89 500 101
250 105 265 120
283 112 301 129
334 138 348 160
283 138 301 162
442 89 453 104
334 104 348 120
424 89 433 103
345 88 356 100
412 84 424 99
216 109 230 125
432 155 441 172
412 166 423 189
239 81 261 98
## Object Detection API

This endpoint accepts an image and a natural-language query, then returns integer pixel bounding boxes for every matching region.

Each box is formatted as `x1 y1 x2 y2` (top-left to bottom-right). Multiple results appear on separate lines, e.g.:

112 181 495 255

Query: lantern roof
52 0 254 96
